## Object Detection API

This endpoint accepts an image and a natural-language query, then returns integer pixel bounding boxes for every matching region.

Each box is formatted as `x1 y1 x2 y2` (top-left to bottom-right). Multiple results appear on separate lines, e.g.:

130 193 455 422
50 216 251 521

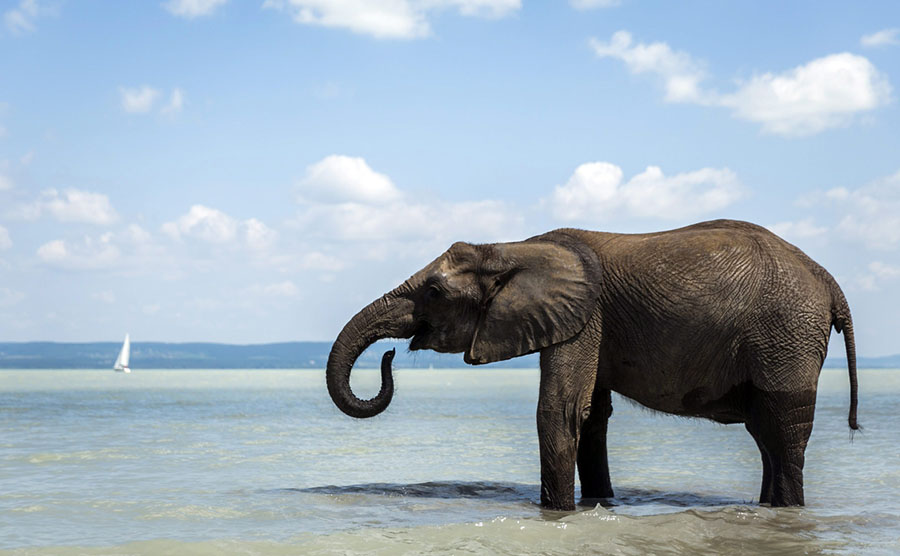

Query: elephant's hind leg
746 425 774 504
747 388 817 507
577 388 614 500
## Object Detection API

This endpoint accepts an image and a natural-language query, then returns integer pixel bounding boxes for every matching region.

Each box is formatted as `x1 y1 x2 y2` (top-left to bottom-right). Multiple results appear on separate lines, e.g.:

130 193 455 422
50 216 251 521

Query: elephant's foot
540 480 576 511
580 484 614 501
541 494 576 511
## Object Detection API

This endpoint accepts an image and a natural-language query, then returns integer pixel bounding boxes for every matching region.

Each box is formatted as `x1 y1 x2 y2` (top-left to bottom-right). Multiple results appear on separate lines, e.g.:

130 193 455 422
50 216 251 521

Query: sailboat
113 333 131 373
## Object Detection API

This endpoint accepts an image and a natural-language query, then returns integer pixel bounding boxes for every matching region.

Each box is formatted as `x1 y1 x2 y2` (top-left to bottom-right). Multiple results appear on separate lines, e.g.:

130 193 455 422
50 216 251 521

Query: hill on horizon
0 341 535 369
0 341 896 370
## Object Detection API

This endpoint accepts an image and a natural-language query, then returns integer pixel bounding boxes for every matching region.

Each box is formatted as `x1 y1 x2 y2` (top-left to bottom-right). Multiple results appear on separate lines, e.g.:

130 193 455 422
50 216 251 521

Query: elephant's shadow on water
285 481 750 510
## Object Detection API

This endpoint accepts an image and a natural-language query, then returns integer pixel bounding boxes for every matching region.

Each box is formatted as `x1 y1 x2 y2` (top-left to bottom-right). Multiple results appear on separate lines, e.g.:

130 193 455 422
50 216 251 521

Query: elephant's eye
425 285 441 301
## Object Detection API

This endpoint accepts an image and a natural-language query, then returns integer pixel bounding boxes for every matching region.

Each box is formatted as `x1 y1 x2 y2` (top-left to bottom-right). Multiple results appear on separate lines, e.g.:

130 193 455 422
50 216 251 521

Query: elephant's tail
830 286 859 431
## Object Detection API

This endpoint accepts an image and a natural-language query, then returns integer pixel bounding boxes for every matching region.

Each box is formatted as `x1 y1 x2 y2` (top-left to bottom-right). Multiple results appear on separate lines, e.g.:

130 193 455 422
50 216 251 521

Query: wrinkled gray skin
326 220 859 510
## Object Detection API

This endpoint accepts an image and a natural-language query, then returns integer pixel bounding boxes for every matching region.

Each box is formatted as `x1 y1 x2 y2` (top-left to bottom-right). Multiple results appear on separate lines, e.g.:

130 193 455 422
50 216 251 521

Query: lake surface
1 368 897 555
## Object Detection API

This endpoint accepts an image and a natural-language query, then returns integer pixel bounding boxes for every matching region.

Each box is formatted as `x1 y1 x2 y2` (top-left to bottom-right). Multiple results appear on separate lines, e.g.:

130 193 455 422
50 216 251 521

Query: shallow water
1 368 898 554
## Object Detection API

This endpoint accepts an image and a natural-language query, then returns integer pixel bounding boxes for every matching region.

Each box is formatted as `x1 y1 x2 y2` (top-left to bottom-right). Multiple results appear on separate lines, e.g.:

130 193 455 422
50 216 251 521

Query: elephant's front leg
537 335 600 511
577 388 614 500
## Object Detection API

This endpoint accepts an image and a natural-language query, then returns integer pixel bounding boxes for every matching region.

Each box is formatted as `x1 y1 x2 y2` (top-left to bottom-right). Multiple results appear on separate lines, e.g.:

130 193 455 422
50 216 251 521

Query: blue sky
1 0 899 357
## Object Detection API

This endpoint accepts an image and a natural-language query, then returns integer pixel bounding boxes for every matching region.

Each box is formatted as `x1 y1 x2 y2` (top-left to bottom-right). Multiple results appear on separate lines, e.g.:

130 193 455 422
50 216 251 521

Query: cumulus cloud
161 88 185 114
294 155 519 242
767 218 827 242
119 86 161 113
18 189 119 225
162 205 280 252
263 0 520 40
590 30 892 136
856 261 900 292
45 189 118 225
719 53 892 136
861 28 900 48
294 197 517 244
4 0 55 35
290 155 523 263
36 234 121 270
248 280 300 298
163 0 227 18
0 224 11 250
244 217 278 251
590 30 709 103
162 205 238 243
826 170 900 250
298 155 401 204
124 224 153 244
298 250 345 271
571 0 621 8
550 162 742 222
92 290 116 304
0 287 24 307
120 86 185 114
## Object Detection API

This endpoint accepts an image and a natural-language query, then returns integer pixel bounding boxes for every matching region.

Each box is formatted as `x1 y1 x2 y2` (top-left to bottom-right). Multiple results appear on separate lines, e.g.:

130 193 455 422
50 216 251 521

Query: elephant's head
326 231 602 418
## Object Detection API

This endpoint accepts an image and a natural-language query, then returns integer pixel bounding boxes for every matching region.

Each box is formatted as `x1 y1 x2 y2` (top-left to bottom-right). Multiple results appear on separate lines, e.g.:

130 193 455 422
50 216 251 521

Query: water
1 368 897 555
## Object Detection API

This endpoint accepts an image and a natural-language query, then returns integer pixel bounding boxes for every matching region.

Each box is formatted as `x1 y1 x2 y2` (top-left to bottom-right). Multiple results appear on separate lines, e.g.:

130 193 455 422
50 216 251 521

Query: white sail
113 334 131 373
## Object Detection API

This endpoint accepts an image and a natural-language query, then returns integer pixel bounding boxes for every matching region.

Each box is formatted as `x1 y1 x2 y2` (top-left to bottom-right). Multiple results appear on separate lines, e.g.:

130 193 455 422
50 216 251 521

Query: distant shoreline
1 341 895 370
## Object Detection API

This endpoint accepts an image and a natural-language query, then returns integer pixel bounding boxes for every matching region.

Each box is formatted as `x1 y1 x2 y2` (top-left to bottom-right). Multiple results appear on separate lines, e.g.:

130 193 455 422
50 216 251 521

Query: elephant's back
576 220 834 411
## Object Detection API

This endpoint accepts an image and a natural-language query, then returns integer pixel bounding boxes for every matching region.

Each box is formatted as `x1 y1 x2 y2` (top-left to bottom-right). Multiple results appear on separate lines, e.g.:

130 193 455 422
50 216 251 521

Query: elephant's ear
466 236 601 365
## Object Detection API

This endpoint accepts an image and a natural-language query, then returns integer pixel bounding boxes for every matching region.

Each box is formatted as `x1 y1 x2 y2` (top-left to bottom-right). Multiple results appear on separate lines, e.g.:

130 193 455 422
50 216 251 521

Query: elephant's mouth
408 321 433 351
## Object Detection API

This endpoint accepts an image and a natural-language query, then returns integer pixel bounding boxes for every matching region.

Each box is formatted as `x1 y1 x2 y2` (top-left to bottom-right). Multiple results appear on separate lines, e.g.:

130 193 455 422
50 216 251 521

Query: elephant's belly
608 374 750 424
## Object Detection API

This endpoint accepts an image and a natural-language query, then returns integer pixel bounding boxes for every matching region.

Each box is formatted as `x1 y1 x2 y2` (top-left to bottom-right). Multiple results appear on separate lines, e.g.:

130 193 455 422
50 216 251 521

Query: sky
1 1 899 357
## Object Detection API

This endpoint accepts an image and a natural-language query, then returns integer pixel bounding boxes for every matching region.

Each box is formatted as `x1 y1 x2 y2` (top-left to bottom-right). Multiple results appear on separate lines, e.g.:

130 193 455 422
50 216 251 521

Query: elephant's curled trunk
326 292 415 419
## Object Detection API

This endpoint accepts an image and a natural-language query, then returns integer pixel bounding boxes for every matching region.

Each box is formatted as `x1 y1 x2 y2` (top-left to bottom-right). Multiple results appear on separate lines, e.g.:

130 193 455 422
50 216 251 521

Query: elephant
326 219 859 510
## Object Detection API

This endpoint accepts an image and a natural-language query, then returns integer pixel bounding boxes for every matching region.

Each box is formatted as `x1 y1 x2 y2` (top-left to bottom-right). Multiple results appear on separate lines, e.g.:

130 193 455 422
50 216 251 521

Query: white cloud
249 280 300 298
855 261 900 292
19 189 119 225
0 158 13 190
161 88 185 114
550 162 742 222
290 155 523 264
869 261 900 280
590 30 709 103
92 290 116 304
591 31 892 136
441 0 520 18
571 0 620 9
298 154 402 204
163 0 227 18
4 0 54 35
45 189 118 225
245 217 278 251
162 205 238 243
125 224 152 244
861 28 900 48
36 234 121 270
828 170 900 250
162 205 280 252
299 251 345 271
119 86 161 113
0 224 11 249
767 218 827 242
295 198 518 245
0 287 24 307
263 0 520 40
719 53 892 136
